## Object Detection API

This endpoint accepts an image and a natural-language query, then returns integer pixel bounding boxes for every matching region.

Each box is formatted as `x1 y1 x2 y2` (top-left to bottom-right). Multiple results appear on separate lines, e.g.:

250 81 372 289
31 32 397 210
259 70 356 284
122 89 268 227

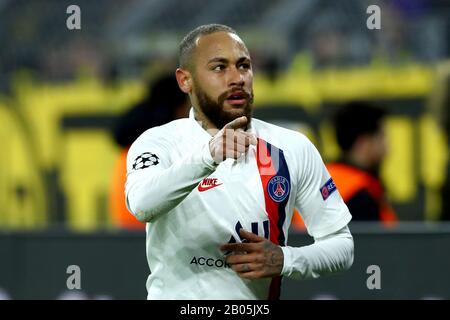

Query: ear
175 68 192 94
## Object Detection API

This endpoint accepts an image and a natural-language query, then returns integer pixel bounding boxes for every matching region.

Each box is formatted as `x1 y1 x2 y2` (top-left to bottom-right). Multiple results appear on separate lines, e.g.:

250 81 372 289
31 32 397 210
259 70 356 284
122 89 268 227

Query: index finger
224 116 248 130
239 229 265 243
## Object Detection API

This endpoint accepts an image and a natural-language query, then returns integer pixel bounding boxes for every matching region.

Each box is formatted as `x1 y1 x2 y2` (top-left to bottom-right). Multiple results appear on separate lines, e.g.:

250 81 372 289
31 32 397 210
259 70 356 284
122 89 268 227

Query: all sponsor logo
189 256 230 268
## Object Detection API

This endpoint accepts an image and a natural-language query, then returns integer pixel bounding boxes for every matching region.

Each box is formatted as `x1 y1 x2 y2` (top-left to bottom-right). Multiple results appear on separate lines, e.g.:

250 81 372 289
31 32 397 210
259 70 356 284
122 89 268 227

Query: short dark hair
332 101 387 152
178 24 238 71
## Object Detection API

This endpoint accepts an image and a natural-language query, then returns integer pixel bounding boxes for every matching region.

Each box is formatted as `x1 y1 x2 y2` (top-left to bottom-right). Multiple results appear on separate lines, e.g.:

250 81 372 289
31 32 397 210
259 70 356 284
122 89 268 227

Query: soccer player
125 24 354 299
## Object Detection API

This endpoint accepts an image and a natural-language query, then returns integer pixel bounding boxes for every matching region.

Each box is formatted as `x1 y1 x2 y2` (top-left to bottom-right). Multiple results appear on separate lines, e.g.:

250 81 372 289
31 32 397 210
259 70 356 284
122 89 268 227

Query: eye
239 63 251 70
212 64 225 71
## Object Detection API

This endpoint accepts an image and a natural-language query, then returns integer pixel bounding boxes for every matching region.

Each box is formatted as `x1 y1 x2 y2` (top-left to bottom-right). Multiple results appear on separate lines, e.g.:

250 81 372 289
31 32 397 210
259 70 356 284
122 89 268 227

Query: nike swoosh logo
198 183 223 192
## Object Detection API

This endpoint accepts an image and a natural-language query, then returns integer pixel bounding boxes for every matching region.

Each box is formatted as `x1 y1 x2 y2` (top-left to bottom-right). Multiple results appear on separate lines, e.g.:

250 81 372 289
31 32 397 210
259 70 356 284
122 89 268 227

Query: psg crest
267 175 290 203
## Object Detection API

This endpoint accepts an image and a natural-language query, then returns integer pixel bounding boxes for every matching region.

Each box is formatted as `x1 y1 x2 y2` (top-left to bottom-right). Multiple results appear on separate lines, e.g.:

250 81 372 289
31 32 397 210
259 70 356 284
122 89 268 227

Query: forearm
126 143 217 222
281 226 354 280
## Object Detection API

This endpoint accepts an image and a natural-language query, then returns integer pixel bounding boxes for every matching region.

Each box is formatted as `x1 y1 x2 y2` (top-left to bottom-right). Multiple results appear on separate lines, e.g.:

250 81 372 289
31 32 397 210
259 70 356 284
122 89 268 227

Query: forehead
194 31 249 62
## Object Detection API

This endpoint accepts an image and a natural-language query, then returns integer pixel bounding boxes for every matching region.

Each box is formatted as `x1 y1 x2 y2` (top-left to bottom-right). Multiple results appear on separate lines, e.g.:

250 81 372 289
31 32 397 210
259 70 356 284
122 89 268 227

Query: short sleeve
294 139 352 239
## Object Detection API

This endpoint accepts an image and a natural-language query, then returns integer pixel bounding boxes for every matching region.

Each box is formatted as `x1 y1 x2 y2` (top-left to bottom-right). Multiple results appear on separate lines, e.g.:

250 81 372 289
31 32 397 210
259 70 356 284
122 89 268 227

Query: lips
225 91 248 106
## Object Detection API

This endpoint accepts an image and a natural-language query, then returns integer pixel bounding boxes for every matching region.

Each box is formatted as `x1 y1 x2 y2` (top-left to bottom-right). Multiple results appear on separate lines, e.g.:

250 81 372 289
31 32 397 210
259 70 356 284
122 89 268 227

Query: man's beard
193 81 254 129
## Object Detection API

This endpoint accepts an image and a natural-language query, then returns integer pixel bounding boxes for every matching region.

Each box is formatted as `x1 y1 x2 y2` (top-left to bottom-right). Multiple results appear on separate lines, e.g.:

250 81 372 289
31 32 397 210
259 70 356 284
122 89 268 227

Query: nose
228 66 245 87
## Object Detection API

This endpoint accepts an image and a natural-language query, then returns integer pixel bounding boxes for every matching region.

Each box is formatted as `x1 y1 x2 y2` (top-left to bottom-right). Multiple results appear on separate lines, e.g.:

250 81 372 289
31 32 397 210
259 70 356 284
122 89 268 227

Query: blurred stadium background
0 0 449 299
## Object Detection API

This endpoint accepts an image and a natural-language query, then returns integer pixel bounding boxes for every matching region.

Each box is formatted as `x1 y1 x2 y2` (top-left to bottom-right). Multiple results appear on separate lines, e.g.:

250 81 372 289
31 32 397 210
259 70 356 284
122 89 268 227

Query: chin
223 103 251 119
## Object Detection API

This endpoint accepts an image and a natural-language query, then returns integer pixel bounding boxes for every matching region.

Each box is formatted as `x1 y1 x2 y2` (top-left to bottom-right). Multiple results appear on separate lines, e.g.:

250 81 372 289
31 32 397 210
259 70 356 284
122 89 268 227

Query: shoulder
251 118 313 151
127 118 190 163
129 118 190 149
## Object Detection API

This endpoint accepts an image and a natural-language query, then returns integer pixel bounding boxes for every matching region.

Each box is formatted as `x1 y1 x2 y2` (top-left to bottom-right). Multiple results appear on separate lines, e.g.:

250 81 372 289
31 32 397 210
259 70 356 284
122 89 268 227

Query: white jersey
125 109 352 300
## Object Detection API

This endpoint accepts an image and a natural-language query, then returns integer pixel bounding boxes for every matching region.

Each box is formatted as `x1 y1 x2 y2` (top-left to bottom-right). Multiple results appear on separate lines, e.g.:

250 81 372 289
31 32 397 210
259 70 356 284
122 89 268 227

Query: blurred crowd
0 0 449 230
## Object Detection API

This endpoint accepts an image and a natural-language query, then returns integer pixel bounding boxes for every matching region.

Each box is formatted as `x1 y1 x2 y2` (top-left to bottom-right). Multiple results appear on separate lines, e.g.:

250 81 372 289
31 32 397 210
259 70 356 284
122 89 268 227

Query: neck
193 107 219 135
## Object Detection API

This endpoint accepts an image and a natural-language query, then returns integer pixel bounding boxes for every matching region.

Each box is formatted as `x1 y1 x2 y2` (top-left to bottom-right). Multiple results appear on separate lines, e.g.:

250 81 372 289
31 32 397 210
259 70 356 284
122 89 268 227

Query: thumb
224 116 247 130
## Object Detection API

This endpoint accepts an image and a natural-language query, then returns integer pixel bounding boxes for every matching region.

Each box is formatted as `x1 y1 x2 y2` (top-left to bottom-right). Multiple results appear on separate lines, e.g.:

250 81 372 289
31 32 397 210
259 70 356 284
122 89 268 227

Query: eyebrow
207 56 251 64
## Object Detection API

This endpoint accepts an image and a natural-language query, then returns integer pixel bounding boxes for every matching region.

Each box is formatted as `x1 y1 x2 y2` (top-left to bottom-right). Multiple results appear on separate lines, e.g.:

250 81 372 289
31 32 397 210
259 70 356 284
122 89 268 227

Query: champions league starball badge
132 152 159 170
267 175 290 203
